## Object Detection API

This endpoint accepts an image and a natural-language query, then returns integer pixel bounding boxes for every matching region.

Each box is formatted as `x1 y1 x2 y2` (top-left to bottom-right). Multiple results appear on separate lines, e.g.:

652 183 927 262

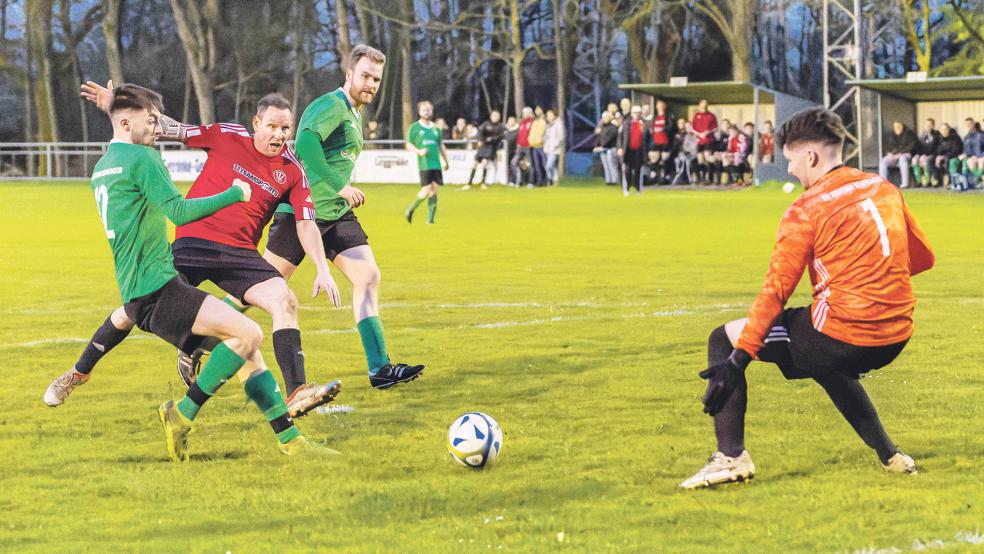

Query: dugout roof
846 75 984 102
617 80 776 104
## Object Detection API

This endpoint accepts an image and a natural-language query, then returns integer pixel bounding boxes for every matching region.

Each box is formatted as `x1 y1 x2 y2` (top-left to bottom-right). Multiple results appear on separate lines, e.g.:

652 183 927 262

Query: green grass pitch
1 179 982 552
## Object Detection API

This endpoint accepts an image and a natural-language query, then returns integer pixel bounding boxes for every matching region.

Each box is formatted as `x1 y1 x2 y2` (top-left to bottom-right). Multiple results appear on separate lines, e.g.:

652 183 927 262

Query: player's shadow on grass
116 450 251 464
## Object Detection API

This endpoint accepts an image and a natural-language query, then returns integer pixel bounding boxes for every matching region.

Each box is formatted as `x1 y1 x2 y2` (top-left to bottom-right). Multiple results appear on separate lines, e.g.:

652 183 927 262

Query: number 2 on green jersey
94 185 116 239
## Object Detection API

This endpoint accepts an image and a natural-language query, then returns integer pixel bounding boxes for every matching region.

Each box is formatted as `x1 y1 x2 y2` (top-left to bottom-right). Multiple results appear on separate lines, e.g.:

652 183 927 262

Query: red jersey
691 111 718 145
727 133 749 162
760 132 774 158
652 114 669 146
737 166 935 357
629 120 644 149
517 118 533 148
175 123 315 250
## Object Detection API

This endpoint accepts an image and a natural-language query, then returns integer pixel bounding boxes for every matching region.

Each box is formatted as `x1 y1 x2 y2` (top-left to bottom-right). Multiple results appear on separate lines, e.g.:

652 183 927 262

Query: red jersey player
691 98 718 183
69 83 346 425
681 107 935 489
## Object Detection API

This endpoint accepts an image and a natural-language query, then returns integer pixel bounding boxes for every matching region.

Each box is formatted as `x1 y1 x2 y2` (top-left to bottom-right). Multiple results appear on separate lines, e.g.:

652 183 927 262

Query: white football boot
44 368 90 407
680 450 756 489
882 452 917 475
286 380 342 418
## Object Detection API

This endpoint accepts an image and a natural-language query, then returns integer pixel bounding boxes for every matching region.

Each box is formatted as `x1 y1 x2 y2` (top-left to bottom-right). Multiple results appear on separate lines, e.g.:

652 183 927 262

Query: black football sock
814 372 897 463
467 168 476 185
273 328 306 395
707 325 746 457
75 316 131 374
198 335 221 353
480 168 487 184
714 162 724 184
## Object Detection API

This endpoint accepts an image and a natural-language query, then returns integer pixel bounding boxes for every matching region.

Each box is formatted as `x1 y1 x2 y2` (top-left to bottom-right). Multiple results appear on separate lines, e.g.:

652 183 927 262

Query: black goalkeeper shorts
756 307 908 380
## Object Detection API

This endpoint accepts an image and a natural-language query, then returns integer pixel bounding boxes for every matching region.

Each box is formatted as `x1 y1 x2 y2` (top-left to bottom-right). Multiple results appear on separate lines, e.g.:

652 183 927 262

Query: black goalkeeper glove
699 349 752 416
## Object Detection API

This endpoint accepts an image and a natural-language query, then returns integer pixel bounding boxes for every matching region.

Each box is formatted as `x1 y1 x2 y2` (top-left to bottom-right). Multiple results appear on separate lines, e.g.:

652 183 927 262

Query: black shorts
420 169 444 187
475 144 496 162
172 238 282 305
697 143 715 153
123 274 208 355
757 307 908 380
265 210 369 265
651 143 672 153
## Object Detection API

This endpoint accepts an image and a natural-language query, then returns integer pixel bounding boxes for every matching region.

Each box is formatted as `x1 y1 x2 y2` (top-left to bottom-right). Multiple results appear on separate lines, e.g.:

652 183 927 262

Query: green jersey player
263 44 426 389
404 100 449 224
44 84 330 460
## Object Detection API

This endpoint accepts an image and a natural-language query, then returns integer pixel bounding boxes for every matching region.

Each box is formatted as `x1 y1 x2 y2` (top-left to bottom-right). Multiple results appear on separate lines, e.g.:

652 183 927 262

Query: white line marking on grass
842 528 984 554
4 304 743 348
2 334 151 349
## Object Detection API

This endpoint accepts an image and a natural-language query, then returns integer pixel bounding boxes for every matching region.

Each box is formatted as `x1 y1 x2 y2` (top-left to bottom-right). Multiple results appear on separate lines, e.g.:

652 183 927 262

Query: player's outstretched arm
294 220 341 307
141 153 248 225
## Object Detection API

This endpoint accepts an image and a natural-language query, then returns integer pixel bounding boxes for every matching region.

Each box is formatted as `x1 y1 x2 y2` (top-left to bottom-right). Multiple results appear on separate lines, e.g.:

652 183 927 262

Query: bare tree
902 0 933 71
336 0 353 63
59 0 103 143
693 0 755 81
170 0 219 122
101 0 124 84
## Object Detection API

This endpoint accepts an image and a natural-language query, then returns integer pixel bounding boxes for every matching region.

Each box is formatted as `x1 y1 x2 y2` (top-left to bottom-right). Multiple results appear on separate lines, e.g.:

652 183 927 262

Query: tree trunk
30 0 61 175
101 0 124 84
291 1 308 113
399 0 414 134
24 11 34 171
353 0 372 43
509 0 524 116
59 0 88 143
553 0 566 178
170 0 217 123
335 0 352 64
730 0 753 81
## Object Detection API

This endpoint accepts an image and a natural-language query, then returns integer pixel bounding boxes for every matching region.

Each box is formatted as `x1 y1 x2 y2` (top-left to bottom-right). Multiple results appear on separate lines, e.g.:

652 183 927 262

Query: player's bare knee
282 288 299 318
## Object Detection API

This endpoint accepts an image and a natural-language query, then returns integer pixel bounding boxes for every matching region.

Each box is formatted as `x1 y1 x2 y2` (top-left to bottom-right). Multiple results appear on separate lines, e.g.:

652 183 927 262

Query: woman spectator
593 111 620 186
543 109 565 186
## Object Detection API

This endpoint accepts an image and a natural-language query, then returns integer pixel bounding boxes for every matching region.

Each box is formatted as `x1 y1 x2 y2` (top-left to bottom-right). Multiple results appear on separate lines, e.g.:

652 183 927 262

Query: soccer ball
783 182 796 193
447 412 503 469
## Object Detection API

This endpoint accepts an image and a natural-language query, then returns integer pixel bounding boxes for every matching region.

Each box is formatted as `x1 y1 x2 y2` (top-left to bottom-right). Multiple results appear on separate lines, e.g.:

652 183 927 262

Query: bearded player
263 44 425 389
681 107 935 489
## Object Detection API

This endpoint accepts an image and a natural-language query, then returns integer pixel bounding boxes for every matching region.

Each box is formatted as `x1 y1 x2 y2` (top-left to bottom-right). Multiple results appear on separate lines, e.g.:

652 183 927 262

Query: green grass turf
1 179 982 553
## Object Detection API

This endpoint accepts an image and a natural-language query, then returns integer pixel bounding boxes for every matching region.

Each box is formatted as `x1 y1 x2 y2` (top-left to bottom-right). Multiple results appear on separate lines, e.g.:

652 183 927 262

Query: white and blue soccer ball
447 412 503 469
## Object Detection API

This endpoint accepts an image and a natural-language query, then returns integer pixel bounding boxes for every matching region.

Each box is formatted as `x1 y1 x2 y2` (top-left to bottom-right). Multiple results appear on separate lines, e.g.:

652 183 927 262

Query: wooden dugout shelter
846 75 984 171
618 80 817 182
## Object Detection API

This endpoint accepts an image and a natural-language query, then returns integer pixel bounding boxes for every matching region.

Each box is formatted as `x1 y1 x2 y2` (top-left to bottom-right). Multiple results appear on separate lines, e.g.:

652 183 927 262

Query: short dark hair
110 84 164 115
348 44 386 70
256 93 291 117
775 107 846 149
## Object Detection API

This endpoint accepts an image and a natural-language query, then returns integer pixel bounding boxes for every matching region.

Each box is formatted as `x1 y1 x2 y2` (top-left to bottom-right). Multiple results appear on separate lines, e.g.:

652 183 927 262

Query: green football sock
357 316 390 373
912 165 923 184
427 195 438 224
222 294 248 312
177 342 245 420
950 158 962 174
973 167 983 179
243 369 299 444
406 196 424 215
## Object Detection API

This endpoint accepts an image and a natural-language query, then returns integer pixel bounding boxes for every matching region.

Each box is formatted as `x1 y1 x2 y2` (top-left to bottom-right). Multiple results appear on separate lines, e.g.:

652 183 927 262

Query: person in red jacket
509 106 534 186
681 107 935 489
691 99 718 183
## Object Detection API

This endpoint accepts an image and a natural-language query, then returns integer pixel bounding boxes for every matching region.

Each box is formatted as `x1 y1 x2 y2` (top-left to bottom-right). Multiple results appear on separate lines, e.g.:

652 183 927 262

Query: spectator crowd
593 98 775 194
879 117 983 191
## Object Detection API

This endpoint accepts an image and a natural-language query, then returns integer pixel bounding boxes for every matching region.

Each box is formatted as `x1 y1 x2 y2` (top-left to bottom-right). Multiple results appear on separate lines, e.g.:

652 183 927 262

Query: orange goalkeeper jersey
736 166 935 357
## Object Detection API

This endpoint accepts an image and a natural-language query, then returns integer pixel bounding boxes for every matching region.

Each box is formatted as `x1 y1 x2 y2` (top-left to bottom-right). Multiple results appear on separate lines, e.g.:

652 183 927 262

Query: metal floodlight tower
823 0 864 166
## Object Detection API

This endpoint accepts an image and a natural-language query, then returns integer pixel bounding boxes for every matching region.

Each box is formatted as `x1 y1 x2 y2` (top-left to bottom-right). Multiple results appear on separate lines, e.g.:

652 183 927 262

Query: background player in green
48 83 328 460
405 100 450 224
264 44 426 389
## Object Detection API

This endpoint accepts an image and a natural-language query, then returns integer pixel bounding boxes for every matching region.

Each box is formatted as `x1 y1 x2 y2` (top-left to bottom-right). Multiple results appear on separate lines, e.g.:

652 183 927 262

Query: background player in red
691 98 718 183
681 107 935 489
650 99 675 184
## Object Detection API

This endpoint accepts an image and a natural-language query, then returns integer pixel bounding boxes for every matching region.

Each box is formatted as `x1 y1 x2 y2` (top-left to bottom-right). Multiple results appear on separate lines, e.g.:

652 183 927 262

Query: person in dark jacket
912 118 941 187
879 121 918 188
593 111 620 186
617 105 651 195
934 123 963 189
465 110 506 189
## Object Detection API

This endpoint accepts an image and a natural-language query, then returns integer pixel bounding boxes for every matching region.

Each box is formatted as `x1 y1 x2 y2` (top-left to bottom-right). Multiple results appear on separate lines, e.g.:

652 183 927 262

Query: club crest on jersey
273 169 287 184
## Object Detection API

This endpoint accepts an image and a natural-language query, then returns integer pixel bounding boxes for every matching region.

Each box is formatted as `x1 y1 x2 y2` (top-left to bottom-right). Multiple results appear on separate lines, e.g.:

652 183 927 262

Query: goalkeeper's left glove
158 114 186 142
699 349 752 416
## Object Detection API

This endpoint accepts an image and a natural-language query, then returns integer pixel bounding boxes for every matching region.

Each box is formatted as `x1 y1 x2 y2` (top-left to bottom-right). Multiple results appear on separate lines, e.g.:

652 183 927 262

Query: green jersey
278 87 363 221
91 141 242 303
407 121 443 171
